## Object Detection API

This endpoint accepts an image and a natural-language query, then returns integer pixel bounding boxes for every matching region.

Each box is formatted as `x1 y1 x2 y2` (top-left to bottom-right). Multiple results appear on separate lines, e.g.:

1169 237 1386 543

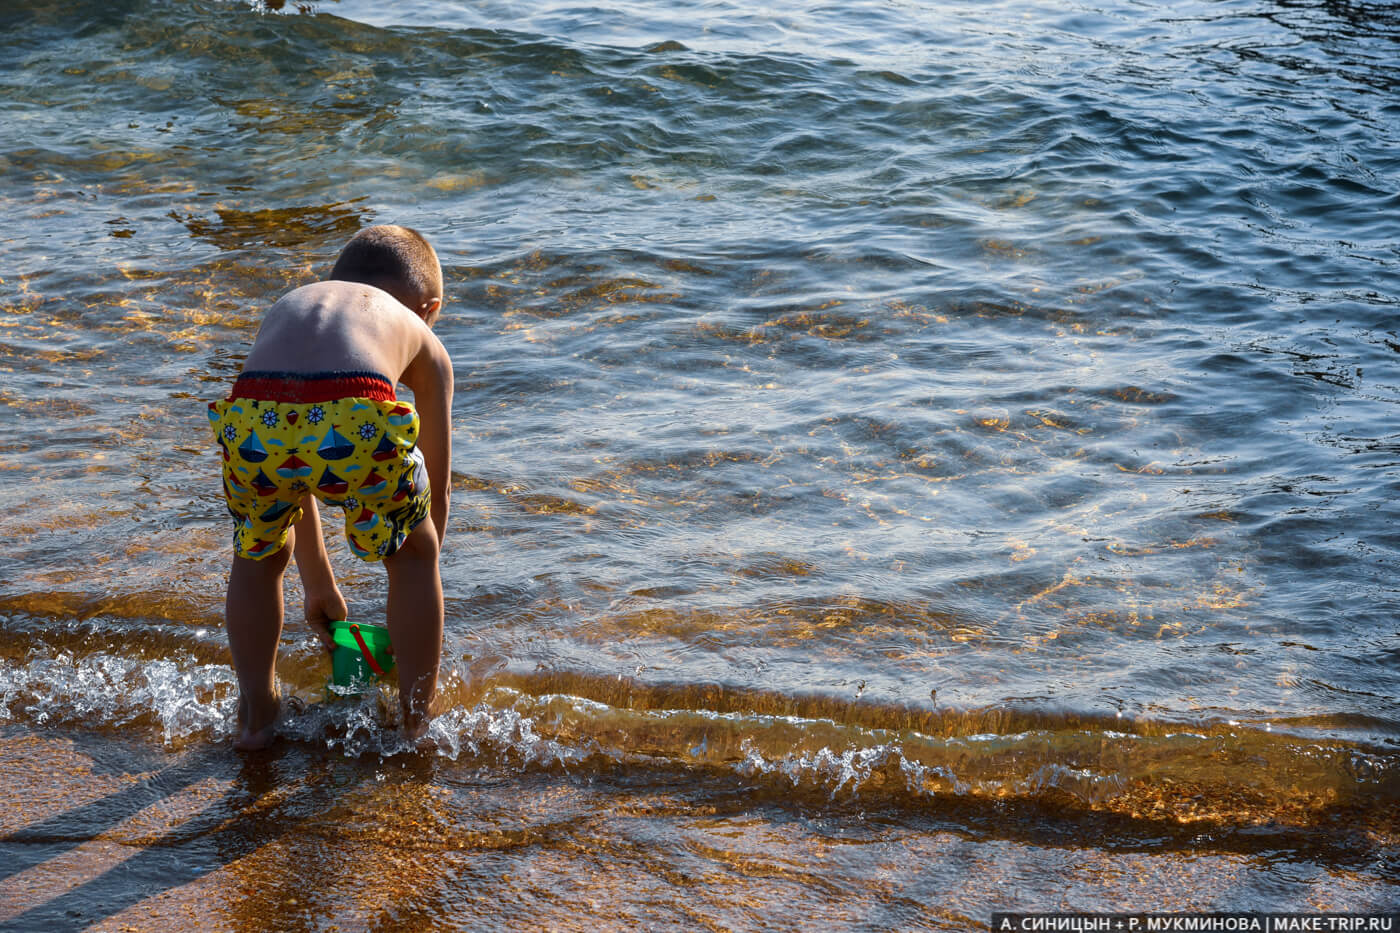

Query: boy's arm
405 334 454 547
292 497 346 650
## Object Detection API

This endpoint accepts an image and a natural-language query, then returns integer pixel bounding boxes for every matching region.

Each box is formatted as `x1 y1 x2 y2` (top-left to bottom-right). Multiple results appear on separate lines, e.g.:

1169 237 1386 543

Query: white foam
0 651 238 745
738 739 957 796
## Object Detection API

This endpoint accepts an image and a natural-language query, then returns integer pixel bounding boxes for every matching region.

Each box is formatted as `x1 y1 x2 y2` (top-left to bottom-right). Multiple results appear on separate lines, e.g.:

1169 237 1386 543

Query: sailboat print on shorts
358 469 388 496
238 430 269 463
275 454 313 480
317 465 350 497
251 470 278 496
371 433 400 462
317 424 357 461
258 499 297 524
352 508 380 534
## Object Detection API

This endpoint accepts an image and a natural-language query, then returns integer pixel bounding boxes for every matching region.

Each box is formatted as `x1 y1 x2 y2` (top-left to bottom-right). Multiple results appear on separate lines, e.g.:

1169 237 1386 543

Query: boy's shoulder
248 281 436 380
271 281 430 342
274 280 409 315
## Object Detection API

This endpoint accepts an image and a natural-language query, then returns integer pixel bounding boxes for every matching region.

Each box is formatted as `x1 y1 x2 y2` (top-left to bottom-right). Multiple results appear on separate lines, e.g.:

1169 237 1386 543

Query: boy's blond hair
330 224 442 311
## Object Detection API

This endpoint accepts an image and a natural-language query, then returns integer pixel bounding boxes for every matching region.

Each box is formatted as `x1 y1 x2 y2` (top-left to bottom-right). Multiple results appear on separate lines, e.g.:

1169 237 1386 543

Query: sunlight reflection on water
1 0 1398 920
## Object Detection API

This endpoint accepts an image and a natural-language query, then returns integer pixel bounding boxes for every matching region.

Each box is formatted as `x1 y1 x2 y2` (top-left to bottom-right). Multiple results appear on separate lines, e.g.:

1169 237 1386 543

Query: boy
208 225 453 750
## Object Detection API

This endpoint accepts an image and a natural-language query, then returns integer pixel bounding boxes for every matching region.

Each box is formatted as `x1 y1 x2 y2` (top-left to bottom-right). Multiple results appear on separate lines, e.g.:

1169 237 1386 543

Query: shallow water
2 0 1399 927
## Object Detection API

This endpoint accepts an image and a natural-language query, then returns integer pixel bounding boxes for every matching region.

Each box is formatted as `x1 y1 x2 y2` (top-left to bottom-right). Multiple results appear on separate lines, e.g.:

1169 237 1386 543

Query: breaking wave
3 650 1397 845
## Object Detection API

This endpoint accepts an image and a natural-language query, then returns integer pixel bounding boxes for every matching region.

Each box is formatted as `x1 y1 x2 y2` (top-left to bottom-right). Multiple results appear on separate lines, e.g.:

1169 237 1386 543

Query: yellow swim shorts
208 371 431 562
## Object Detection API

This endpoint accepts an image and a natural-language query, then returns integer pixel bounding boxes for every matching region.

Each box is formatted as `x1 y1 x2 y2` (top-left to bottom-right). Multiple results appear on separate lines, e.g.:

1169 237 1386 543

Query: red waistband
229 371 396 403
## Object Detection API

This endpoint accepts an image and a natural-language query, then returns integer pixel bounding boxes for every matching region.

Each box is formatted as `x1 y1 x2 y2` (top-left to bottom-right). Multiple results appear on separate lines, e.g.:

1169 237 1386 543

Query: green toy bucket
329 620 395 688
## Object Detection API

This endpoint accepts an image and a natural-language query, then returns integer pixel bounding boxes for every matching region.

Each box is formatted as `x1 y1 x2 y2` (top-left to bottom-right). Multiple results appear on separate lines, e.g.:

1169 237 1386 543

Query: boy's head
330 224 443 320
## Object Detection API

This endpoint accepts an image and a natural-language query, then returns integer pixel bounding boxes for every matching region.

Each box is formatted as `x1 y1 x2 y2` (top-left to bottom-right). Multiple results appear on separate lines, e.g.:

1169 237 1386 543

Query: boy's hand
304 588 349 653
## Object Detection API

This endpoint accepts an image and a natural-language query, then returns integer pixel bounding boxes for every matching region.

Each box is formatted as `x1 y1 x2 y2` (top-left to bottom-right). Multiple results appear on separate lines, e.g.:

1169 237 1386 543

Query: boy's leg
290 497 346 650
382 517 442 740
225 534 294 751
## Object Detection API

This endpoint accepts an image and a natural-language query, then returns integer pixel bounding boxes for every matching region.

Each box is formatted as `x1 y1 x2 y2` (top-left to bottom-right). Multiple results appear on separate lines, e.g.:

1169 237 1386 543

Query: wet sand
4 725 1395 932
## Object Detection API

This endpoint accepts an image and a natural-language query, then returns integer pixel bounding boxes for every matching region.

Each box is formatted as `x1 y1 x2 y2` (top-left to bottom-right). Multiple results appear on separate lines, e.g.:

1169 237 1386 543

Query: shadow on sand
0 730 373 933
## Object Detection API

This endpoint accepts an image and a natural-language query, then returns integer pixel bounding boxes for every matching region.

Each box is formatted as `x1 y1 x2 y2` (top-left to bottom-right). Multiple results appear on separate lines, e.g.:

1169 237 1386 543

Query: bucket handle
349 623 389 677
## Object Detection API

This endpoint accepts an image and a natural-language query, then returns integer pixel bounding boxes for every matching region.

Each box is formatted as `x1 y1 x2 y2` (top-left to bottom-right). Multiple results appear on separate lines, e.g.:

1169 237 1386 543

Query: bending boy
209 225 453 750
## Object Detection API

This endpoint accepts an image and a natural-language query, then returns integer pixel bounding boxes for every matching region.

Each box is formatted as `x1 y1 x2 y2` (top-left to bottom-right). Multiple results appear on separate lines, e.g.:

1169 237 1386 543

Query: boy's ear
418 297 442 319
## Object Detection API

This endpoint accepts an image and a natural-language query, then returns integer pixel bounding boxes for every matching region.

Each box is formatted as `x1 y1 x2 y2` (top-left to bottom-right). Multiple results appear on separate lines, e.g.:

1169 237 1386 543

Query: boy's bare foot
235 691 281 752
402 710 430 744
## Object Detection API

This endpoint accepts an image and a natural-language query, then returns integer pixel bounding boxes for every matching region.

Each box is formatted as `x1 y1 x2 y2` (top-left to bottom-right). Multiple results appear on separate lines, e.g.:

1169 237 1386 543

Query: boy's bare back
244 280 441 390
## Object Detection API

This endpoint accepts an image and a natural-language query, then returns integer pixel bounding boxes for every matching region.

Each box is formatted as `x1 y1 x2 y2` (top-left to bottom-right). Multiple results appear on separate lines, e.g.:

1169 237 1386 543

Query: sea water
1 0 1398 928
